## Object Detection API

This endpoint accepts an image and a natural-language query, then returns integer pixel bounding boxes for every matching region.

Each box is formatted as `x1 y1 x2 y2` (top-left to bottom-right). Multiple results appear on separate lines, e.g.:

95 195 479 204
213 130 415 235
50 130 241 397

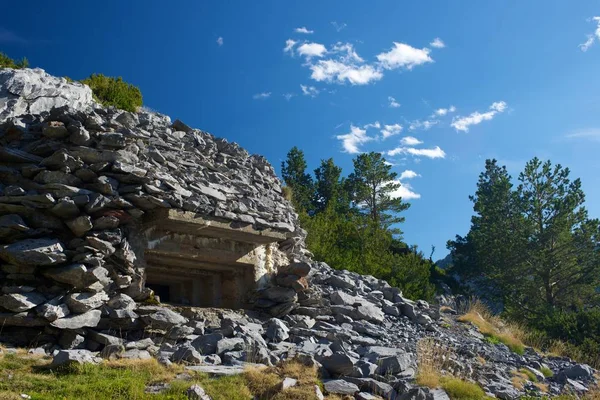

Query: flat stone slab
185 363 266 376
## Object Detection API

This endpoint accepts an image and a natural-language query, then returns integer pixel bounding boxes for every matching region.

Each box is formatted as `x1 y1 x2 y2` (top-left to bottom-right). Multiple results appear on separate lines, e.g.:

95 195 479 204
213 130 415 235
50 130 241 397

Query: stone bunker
143 209 287 308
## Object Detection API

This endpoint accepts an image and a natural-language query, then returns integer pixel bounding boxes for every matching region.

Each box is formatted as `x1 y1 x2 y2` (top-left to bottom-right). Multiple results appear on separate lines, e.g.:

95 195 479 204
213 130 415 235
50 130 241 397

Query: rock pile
0 67 305 347
0 68 597 399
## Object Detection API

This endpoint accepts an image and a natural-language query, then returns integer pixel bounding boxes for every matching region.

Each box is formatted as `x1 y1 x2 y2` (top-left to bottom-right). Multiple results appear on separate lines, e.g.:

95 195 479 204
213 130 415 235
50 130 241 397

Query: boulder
43 263 87 286
50 349 99 368
191 333 223 355
0 238 66 266
51 309 102 329
323 379 359 395
65 216 93 237
65 292 109 313
141 308 187 330
0 68 94 120
320 353 357 376
265 318 289 343
172 345 203 364
187 384 212 400
0 292 46 312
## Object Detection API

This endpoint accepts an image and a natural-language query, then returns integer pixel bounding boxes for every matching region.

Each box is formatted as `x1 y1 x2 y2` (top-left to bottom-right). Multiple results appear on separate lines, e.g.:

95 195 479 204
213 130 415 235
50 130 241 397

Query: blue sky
2 1 600 258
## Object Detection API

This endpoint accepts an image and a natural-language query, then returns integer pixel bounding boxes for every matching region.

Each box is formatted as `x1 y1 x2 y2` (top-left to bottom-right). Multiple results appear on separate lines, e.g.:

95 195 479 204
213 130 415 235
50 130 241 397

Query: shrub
441 377 488 400
540 366 553 378
0 52 28 69
80 73 142 112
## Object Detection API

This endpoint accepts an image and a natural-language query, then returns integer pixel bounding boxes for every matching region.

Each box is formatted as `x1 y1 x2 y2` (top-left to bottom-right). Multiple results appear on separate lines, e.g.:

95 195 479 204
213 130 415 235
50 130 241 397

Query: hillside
0 67 598 400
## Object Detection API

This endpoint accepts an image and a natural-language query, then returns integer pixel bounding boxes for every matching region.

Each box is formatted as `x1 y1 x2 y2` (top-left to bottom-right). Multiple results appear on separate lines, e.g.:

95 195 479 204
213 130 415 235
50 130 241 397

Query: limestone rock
187 384 212 400
0 68 94 120
65 292 109 313
50 349 99 368
51 309 102 329
141 308 187 330
0 238 66 266
323 379 359 395
65 216 93 237
0 292 46 312
42 263 88 287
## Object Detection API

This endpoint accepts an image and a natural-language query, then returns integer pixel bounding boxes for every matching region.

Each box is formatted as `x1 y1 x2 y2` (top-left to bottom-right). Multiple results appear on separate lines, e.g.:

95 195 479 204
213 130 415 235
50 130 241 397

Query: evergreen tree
281 147 314 213
513 158 600 317
347 152 410 233
313 158 350 214
450 158 600 322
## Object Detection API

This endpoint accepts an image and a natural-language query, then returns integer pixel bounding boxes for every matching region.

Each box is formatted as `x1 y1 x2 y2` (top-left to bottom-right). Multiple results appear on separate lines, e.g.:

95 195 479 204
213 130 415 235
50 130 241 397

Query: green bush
441 377 488 400
0 52 28 69
80 73 142 112
540 366 553 378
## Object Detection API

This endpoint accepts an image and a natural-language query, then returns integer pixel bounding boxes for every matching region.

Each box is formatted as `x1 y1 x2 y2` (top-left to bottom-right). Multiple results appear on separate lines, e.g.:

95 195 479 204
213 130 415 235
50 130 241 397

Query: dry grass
415 338 489 399
457 300 525 355
416 338 455 388
534 382 549 393
510 369 538 390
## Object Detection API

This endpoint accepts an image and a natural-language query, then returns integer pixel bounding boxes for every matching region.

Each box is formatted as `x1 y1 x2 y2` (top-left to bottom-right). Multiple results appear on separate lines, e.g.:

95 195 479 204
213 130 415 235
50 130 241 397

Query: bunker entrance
143 210 287 309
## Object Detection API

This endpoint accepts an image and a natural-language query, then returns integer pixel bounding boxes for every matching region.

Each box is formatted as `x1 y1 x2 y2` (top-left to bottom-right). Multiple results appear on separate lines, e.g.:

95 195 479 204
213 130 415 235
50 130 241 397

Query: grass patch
540 366 553 378
441 377 488 400
415 338 489 400
519 368 538 382
0 350 335 400
457 300 525 355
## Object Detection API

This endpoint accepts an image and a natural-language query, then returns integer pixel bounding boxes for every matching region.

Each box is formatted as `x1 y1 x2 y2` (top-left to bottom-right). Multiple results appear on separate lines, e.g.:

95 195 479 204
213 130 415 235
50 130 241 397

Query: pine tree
347 152 410 233
281 147 314 213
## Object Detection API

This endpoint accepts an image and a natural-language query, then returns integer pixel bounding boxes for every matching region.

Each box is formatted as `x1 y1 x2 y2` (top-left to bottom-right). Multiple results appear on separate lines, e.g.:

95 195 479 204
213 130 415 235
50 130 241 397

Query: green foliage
285 147 433 300
484 335 501 345
449 157 600 366
281 146 314 212
0 51 28 69
540 366 553 378
519 368 538 382
440 377 488 400
80 73 143 112
347 151 410 233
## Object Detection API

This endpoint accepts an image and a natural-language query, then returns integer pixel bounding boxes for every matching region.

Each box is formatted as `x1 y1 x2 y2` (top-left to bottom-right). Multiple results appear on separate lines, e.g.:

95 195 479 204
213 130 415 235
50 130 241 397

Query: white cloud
565 128 600 142
409 119 438 131
310 60 383 85
300 84 319 97
332 42 363 62
253 92 271 100
283 93 295 101
387 146 446 159
434 105 456 116
579 17 600 52
216 37 224 46
376 42 433 70
430 38 445 48
490 101 507 112
297 42 327 59
399 170 420 180
336 125 374 153
388 96 401 108
388 179 421 200
451 101 508 132
364 121 381 129
331 21 347 32
295 27 314 34
284 39 297 54
400 136 423 146
381 123 403 139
